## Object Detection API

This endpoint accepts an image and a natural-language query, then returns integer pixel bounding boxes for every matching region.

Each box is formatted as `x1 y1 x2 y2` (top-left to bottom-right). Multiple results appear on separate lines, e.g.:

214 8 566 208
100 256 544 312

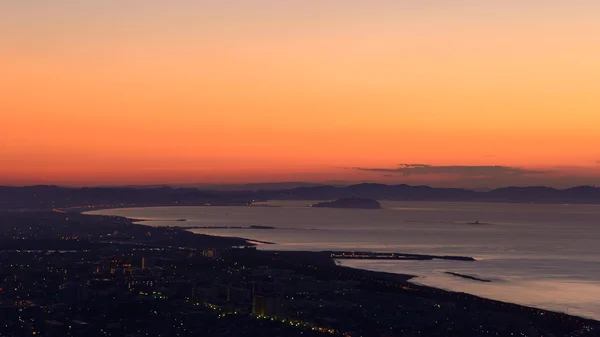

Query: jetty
329 251 475 261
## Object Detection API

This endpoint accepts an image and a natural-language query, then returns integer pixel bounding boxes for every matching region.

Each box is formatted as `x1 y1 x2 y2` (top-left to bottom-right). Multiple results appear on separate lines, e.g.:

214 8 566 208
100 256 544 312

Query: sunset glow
2 1 600 186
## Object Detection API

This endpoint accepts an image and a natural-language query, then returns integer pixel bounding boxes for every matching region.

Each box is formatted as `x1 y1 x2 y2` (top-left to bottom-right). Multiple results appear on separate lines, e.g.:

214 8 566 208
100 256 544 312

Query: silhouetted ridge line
1 184 600 209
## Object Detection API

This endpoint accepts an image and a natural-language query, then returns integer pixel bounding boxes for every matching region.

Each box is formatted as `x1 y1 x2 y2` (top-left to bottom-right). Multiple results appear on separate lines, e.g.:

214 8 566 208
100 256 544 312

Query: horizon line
1 182 597 191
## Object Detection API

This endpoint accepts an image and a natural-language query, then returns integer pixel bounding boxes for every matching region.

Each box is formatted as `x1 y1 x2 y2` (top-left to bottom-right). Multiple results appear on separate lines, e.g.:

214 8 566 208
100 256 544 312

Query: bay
87 201 600 320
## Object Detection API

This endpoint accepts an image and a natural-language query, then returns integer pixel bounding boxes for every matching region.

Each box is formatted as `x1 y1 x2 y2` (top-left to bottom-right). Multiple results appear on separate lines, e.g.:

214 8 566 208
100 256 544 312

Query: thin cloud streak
351 164 549 177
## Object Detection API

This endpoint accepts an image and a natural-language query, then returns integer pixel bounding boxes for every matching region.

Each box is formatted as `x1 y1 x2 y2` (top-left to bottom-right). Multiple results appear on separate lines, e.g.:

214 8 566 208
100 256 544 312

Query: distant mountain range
1 184 600 210
189 182 330 191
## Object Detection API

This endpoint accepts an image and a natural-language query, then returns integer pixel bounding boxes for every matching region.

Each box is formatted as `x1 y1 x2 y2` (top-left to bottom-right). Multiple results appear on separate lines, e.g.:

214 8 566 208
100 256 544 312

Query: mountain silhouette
1 184 600 210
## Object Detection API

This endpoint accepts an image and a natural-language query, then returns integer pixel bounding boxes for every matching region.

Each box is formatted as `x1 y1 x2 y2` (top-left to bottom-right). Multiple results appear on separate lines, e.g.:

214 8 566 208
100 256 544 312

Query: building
252 281 283 316
252 295 281 316
59 282 89 305
253 281 283 297
141 256 156 269
227 286 251 304
203 248 217 258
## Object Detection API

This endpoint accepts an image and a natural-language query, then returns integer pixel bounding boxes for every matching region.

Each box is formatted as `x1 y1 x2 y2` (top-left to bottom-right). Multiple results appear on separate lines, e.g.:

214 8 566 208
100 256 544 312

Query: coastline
82 206 599 322
238 248 600 325
61 202 253 214
56 194 600 216
82 209 272 248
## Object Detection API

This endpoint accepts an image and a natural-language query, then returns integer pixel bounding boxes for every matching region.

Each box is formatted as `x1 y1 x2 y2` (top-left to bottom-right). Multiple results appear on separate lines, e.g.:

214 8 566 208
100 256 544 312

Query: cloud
351 164 549 178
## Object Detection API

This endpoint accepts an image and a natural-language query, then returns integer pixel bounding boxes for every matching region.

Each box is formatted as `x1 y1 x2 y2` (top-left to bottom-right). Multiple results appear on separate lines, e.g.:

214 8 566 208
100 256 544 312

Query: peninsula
311 197 382 209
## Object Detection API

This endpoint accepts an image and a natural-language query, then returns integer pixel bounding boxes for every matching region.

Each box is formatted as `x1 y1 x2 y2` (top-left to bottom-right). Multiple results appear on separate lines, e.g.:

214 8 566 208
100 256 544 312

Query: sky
1 1 600 187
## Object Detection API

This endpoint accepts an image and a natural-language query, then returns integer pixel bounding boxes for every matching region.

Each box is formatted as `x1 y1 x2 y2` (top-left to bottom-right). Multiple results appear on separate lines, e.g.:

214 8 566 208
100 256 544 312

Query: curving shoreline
83 206 599 322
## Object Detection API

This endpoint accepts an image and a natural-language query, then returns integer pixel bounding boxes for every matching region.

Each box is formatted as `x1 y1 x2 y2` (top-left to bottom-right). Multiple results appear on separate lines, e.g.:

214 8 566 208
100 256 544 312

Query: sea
87 201 600 320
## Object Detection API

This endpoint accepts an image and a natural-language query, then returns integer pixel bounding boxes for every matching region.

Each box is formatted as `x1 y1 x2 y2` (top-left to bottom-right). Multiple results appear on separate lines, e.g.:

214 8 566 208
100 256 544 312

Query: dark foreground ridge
2 184 600 210
311 198 382 209
0 210 597 337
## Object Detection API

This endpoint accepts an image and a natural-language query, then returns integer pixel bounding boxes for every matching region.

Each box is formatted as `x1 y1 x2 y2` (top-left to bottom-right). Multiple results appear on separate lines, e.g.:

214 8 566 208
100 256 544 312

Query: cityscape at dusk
1 2 600 337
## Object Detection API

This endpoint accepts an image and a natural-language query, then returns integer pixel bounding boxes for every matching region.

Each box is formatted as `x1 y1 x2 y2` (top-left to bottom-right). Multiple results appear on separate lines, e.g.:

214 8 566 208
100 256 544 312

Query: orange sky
1 1 600 187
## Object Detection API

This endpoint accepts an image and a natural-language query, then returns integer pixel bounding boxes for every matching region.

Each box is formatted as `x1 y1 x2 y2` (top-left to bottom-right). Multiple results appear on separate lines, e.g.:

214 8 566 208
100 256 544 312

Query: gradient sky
2 1 600 187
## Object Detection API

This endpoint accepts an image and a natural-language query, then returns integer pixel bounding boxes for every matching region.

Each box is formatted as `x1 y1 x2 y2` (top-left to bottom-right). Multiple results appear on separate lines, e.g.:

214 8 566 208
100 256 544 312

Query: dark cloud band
351 164 548 177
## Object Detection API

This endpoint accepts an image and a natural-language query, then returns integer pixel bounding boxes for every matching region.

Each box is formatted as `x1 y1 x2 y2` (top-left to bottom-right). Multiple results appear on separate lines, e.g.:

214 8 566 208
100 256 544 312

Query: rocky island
311 197 382 209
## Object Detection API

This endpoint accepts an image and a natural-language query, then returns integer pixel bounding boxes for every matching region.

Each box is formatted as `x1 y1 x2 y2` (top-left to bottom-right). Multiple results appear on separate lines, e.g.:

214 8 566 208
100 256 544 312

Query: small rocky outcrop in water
311 198 382 209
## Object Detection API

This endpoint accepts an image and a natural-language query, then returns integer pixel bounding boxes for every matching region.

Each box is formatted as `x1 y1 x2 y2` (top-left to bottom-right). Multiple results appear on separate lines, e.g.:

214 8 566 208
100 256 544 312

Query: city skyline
2 1 600 186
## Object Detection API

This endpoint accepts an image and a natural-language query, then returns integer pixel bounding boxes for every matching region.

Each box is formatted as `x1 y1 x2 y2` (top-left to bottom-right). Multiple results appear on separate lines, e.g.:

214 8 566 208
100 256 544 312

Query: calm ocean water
88 201 600 320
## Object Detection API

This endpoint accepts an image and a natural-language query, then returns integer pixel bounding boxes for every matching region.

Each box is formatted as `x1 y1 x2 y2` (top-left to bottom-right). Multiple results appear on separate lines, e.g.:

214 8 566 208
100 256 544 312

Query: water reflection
89 201 600 320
